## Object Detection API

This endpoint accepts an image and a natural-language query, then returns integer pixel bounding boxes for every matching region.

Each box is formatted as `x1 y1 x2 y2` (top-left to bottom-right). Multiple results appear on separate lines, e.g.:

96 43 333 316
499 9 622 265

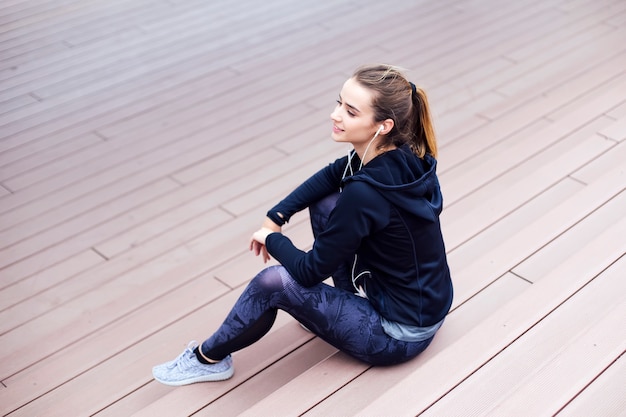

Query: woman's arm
266 155 349 226
264 181 388 286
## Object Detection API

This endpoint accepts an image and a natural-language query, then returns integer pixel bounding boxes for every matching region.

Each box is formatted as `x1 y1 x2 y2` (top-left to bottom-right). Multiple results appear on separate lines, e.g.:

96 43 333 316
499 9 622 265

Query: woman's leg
199 266 282 361
196 193 354 361
308 192 353 292
201 265 431 366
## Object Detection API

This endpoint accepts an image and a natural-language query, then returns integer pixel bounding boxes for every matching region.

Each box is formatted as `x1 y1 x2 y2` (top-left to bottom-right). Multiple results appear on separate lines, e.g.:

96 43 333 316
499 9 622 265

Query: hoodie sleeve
266 181 389 286
266 155 349 226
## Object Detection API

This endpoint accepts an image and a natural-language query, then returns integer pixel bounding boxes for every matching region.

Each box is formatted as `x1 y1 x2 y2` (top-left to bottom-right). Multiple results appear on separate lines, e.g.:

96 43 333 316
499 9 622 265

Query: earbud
377 125 384 134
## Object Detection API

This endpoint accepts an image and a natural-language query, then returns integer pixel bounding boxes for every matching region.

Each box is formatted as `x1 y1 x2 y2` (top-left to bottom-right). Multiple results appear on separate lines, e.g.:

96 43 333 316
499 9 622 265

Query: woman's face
330 77 380 151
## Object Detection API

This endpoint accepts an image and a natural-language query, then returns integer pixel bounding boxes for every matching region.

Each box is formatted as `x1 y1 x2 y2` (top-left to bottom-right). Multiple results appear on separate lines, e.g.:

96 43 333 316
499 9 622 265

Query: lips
332 125 344 133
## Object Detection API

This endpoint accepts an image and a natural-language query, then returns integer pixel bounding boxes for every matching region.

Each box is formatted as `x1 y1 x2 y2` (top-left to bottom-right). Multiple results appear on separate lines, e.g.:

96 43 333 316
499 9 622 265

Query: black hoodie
266 144 453 327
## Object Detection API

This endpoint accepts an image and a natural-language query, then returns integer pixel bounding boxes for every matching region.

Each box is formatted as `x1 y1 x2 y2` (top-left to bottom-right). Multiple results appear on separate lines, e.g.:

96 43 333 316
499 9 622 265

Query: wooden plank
441 71 626 173
0 64 234 155
0 184 10 197
0 0 283 100
546 69 626 122
495 24 620 97
401 3 561 118
0 67 340 219
0 249 103 309
0 68 236 201
193 339 338 417
0 39 68 73
0 1 94 35
0 120 336 289
0 293 305 416
513 187 626 283
478 288 625 417
58 2 185 47
96 335 333 417
0 275 226 415
91 149 285 259
606 100 626 119
504 1 626 62
599 115 626 142
0 204 262 379
0 162 263 289
0 208 230 333
439 118 551 200
477 49 626 122
0 129 105 170
141 337 338 417
420 257 626 416
240 352 368 417
115 321 309 417
220 143 343 217
18 0 342 102
432 11 625 115
442 133 613 251
0 133 104 183
0 99 311 228
0 2 346 149
557 354 626 417
447 163 623 310
571 140 626 185
0 178 181 268
26 320 305 417
396 0 560 81
606 7 626 27
91 59 334 144
0 1 220 65
447 177 583 275
0 93 38 114
355 217 626 417
440 76 618 199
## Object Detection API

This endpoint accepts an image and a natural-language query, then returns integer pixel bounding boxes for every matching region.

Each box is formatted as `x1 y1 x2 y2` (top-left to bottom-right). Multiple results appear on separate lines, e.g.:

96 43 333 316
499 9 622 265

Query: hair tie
409 81 417 95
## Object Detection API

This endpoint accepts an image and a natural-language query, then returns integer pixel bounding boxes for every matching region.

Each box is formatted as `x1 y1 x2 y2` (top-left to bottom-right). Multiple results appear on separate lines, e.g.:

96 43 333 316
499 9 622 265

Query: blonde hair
351 64 438 158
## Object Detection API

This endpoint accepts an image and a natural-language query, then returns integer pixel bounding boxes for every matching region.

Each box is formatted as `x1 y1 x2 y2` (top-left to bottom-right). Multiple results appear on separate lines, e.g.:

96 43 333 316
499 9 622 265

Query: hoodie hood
342 144 442 221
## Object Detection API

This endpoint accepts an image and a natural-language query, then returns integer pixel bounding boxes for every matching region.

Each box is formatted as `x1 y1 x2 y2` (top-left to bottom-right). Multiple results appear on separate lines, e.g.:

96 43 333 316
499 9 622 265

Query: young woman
152 64 453 386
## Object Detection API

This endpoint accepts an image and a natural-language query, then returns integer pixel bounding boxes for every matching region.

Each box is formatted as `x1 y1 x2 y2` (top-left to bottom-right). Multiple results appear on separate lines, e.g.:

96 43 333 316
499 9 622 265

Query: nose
330 107 340 122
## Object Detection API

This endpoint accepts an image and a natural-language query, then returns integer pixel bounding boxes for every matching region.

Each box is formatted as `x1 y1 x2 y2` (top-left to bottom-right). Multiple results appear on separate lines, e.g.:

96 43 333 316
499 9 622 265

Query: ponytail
352 64 439 159
410 84 438 159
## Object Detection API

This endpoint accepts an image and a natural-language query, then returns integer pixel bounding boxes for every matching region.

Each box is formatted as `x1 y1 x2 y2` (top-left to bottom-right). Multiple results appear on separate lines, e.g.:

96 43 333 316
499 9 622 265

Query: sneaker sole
153 366 234 387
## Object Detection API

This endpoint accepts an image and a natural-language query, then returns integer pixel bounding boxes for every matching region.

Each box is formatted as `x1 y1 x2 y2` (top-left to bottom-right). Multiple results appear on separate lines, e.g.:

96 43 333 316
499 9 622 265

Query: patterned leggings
201 194 433 366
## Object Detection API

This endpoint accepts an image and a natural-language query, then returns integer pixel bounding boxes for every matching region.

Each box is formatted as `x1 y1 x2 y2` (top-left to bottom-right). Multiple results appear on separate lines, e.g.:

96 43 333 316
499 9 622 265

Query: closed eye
336 99 356 117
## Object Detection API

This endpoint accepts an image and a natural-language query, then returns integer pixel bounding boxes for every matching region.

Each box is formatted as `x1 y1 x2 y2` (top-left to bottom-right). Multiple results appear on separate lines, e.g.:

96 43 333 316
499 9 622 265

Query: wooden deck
1 0 624 415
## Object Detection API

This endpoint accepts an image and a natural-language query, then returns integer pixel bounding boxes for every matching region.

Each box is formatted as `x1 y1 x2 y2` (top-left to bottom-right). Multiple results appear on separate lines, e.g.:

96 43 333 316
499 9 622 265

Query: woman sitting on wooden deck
152 64 454 386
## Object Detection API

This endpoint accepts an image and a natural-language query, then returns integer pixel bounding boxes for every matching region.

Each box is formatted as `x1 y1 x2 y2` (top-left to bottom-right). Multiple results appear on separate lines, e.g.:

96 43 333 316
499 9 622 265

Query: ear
379 119 394 135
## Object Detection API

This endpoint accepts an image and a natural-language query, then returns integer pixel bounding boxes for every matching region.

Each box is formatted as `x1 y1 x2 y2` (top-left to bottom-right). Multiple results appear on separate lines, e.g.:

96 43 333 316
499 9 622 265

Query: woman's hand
249 228 274 263
250 217 281 263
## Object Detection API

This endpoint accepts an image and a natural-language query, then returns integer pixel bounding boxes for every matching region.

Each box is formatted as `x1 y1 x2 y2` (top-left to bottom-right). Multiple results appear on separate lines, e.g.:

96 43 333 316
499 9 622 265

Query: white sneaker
152 341 234 386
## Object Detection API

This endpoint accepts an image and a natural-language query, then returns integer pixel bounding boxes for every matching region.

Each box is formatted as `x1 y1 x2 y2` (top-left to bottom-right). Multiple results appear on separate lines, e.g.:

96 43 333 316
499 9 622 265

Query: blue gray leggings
201 194 433 366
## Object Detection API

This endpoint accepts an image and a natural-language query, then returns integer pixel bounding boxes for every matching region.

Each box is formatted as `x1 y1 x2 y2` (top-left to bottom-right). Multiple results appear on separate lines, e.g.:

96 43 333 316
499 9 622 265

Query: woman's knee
252 265 287 293
309 192 340 218
309 192 340 235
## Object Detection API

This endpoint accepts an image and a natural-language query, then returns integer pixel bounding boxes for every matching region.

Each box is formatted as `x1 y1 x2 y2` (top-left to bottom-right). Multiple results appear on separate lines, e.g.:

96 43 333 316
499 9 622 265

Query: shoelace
171 341 199 370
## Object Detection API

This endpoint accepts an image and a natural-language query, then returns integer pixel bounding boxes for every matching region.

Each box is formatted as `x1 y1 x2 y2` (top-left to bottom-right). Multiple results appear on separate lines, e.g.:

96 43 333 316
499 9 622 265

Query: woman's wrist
263 216 282 233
